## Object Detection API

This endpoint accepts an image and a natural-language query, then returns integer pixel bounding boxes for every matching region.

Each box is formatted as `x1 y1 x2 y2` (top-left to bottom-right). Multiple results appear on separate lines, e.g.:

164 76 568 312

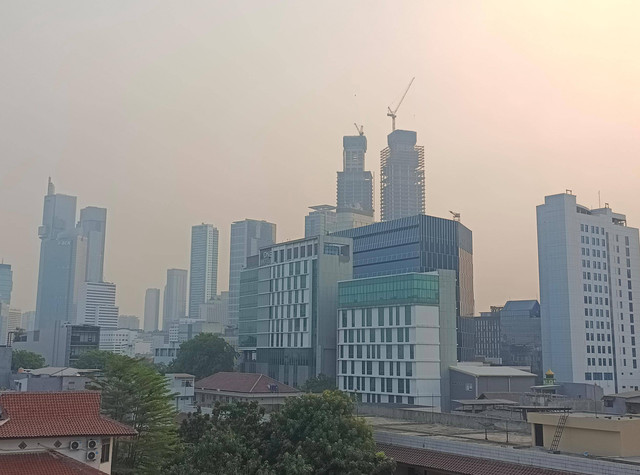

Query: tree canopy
166 391 395 475
11 349 45 371
169 333 236 380
74 349 114 370
299 373 336 393
92 354 178 475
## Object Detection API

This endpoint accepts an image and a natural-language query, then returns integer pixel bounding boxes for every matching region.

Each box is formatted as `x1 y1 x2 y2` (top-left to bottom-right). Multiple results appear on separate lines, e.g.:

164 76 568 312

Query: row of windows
272 243 317 263
339 306 412 328
270 290 307 306
269 304 307 319
269 317 308 333
339 360 413 377
270 260 309 278
580 224 605 234
585 320 610 330
270 275 307 291
340 327 411 344
338 343 416 360
584 308 609 318
269 332 308 348
581 247 606 258
582 260 606 270
581 235 606 246
586 357 612 367
583 271 607 282
584 296 608 306
340 375 412 394
584 372 614 381
583 284 607 294
585 332 611 342
586 344 611 354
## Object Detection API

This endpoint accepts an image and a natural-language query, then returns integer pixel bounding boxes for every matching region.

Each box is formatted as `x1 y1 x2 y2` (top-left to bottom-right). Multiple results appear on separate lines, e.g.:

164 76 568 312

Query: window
406 362 412 377
405 306 412 325
465 383 473 391
100 439 111 463
386 345 392 359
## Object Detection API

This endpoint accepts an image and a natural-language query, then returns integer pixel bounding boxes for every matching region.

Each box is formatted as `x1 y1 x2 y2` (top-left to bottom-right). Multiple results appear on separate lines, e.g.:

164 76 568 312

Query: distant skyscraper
144 288 160 332
188 224 219 319
537 192 640 394
336 134 374 230
163 269 188 330
304 205 337 237
76 281 119 328
78 206 107 283
35 178 86 329
0 264 12 305
118 315 140 330
380 130 425 221
228 219 276 328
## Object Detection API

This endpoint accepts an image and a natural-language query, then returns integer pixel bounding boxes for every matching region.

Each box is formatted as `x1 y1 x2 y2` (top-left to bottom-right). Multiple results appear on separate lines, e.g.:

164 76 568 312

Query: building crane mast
449 210 461 222
353 123 364 136
387 77 415 132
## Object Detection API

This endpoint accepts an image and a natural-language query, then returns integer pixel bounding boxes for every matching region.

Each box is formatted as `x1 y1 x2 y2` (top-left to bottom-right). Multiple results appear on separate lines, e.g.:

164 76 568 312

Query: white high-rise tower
188 224 219 319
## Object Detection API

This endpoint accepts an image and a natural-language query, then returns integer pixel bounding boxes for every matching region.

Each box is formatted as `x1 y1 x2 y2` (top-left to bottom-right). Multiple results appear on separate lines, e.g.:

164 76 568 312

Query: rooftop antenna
353 123 364 136
449 211 461 222
387 77 415 132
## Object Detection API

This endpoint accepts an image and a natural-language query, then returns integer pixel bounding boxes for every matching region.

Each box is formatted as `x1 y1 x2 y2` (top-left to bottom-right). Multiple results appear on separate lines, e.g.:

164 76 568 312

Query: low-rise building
602 390 640 415
154 342 180 365
194 372 300 412
165 373 195 412
0 391 136 474
12 367 98 392
529 412 640 457
450 364 537 410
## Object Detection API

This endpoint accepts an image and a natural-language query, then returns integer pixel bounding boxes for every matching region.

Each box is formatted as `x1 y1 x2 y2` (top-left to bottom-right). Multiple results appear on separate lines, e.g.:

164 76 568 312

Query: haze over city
2 0 639 317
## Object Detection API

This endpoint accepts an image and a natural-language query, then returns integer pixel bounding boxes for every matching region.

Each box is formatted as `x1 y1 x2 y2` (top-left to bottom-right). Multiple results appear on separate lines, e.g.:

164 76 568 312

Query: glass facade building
0 264 12 305
338 273 439 308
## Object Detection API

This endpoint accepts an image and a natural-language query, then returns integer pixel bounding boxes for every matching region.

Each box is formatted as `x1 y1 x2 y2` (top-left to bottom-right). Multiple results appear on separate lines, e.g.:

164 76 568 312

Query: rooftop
451 365 537 378
0 451 103 475
0 391 137 439
18 367 99 377
195 372 299 394
603 390 640 399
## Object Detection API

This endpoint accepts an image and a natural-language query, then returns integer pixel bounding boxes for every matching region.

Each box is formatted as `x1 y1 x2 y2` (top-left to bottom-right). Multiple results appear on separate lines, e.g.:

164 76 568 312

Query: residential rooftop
194 372 299 394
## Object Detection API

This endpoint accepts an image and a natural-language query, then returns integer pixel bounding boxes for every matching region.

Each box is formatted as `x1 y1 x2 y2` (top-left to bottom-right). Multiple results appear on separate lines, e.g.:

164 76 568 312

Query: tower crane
353 123 364 136
449 211 461 222
387 77 415 132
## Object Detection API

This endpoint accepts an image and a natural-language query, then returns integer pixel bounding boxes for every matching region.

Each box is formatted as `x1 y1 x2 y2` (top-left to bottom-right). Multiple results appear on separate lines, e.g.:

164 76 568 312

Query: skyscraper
336 134 374 230
78 206 107 283
188 224 219 319
229 219 276 328
144 288 160 332
0 264 12 305
163 268 188 330
35 179 88 329
380 130 425 221
76 281 119 328
304 205 337 237
537 192 640 394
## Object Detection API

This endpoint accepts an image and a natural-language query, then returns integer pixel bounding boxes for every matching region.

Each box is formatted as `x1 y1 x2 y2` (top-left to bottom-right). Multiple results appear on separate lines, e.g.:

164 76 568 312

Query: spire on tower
47 177 55 195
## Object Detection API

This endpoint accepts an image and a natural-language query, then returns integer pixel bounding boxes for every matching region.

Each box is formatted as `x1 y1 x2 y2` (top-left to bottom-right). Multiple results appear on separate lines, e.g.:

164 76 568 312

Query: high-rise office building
337 271 457 410
304 205 337 237
188 224 219 319
228 219 276 329
380 130 425 221
537 192 640 394
78 206 107 283
77 281 119 328
200 291 230 326
163 269 188 330
0 264 12 305
336 135 374 231
334 214 475 361
118 315 140 330
35 179 87 329
144 288 161 332
239 235 353 387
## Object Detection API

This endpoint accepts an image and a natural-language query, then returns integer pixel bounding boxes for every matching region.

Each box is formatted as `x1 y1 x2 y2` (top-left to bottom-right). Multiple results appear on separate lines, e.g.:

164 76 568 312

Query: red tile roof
0 451 103 474
377 443 580 475
195 372 300 394
0 391 137 439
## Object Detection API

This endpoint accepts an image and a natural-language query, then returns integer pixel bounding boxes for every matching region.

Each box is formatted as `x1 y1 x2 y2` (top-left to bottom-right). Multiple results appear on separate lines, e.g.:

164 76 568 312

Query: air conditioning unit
86 450 100 462
69 440 82 451
87 439 98 450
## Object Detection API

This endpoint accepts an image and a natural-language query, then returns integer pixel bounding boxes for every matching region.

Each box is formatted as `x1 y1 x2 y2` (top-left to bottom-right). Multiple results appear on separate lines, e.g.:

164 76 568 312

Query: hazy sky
1 1 639 319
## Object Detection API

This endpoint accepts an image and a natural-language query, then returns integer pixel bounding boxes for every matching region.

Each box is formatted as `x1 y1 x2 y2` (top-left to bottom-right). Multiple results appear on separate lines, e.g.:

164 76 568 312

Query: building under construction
380 129 425 222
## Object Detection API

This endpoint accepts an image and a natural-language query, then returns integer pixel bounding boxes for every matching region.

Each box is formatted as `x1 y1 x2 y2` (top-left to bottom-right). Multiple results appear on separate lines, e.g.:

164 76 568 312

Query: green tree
299 373 336 393
93 354 177 475
75 349 114 370
269 391 395 474
167 391 395 475
11 349 45 371
169 333 236 380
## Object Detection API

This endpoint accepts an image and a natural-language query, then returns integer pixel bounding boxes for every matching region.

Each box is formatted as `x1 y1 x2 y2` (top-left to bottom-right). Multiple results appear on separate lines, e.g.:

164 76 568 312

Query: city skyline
1 2 639 318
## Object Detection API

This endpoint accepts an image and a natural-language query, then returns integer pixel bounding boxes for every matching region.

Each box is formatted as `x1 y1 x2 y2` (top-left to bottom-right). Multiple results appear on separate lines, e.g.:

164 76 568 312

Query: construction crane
387 77 415 132
353 123 364 136
449 211 461 222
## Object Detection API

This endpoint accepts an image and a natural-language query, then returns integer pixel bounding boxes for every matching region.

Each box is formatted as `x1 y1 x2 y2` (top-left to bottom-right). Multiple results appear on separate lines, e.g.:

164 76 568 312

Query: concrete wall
359 404 529 433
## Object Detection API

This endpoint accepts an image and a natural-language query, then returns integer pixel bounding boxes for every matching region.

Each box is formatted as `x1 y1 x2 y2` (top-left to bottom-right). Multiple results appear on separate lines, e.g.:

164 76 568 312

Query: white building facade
188 224 219 319
143 288 160 332
76 281 119 328
537 192 640 394
337 271 457 410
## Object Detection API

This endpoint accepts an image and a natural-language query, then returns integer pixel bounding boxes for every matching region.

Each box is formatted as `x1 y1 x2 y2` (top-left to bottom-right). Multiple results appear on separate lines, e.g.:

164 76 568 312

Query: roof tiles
0 451 103 474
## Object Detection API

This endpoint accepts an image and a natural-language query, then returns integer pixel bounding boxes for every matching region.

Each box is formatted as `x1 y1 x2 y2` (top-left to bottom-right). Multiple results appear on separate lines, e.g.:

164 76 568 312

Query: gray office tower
188 224 219 319
380 130 425 221
78 206 107 282
337 135 373 218
228 219 276 328
35 179 88 329
0 264 12 305
144 288 160 332
333 214 474 361
163 268 188 330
